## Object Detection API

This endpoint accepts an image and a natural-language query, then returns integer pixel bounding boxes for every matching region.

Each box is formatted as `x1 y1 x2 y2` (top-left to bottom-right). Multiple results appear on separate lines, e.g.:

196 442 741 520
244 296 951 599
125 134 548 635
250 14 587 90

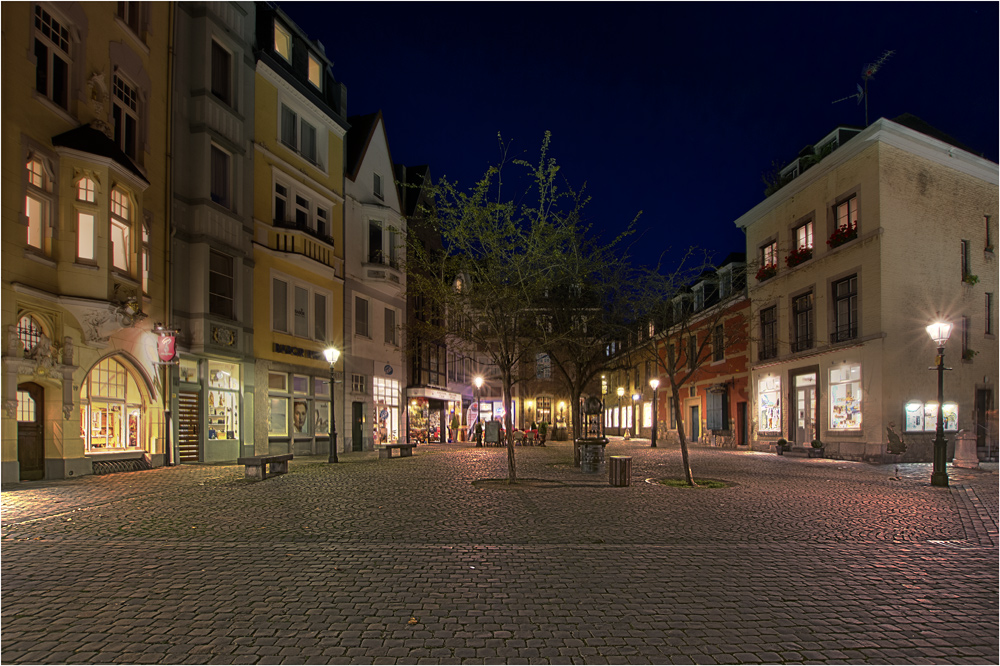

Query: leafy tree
407 133 620 482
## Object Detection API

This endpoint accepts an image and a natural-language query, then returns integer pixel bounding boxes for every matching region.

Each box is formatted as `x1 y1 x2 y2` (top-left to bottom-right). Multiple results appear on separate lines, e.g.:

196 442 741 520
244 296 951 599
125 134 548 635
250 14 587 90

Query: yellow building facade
250 5 348 456
2 2 171 481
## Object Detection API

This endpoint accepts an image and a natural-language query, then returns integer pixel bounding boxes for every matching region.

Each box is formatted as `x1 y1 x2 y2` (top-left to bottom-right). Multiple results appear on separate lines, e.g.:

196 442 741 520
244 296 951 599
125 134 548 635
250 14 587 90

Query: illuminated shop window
829 365 862 430
80 357 144 452
757 376 781 433
904 401 958 433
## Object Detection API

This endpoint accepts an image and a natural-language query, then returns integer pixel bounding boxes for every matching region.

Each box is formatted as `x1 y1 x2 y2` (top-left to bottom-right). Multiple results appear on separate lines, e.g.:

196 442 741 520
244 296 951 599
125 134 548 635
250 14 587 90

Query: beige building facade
737 117 998 462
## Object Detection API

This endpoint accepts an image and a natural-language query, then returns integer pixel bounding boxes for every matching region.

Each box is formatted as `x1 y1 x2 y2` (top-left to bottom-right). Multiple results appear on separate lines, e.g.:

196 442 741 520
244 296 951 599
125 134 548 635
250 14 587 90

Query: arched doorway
17 382 45 481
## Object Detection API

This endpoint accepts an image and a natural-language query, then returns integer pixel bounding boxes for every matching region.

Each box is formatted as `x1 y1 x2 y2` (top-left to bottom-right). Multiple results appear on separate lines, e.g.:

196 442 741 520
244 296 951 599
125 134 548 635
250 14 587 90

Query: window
832 275 858 342
719 270 732 299
33 5 70 109
209 251 234 319
373 172 384 199
293 286 309 337
668 397 676 429
757 376 781 433
836 196 858 232
987 215 995 251
355 296 369 337
17 315 44 353
373 377 400 442
694 286 705 311
795 220 814 250
761 240 777 268
904 400 958 433
712 325 724 362
210 40 232 104
141 221 150 293
688 336 698 369
961 315 971 357
210 145 231 208
110 189 132 272
117 1 141 35
760 306 777 360
280 105 297 149
272 177 333 243
74 176 95 202
388 229 399 268
295 195 309 227
707 390 728 431
77 213 95 261
207 361 241 441
792 292 813 352
25 158 51 252
369 221 383 264
536 397 551 425
317 207 329 239
80 356 145 452
314 294 326 341
273 20 291 61
352 374 366 394
113 75 139 159
307 53 322 89
272 278 288 332
385 308 396 345
829 365 862 430
17 390 37 423
987 293 995 336
300 120 317 163
961 239 972 279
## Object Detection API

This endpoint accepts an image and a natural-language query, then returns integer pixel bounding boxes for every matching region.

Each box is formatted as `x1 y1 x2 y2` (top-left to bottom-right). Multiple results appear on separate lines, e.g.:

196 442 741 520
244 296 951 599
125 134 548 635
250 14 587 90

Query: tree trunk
670 381 696 486
503 378 517 483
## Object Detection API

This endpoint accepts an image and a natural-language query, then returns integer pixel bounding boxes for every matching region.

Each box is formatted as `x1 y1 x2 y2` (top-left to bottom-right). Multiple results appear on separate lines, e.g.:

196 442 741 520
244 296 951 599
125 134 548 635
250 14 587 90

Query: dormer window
694 286 705 311
307 53 322 89
273 21 292 62
719 270 732 299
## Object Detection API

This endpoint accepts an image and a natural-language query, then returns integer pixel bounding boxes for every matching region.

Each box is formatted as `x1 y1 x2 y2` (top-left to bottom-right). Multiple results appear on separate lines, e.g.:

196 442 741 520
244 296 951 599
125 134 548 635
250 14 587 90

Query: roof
345 112 381 181
891 113 978 156
51 124 149 184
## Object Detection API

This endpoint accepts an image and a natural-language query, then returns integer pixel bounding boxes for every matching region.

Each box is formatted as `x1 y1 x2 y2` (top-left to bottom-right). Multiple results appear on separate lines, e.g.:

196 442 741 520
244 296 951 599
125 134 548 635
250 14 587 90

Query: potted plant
827 223 858 249
785 247 813 268
756 264 778 282
538 421 548 446
963 273 980 285
811 438 823 449
963 348 978 361
775 437 789 455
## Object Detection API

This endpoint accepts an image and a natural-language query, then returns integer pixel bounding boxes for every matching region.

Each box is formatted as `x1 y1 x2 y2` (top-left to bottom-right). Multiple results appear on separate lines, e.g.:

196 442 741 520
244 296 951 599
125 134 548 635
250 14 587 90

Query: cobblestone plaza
2 440 997 664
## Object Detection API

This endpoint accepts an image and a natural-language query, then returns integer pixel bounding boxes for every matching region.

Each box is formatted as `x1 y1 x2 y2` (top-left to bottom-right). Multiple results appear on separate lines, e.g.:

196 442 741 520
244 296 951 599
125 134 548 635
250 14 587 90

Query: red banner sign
157 333 176 363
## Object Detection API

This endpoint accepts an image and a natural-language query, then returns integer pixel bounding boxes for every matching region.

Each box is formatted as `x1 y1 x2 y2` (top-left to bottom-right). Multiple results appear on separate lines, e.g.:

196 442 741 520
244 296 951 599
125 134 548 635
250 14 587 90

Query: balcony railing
273 217 335 247
758 344 778 361
791 337 813 353
830 323 858 344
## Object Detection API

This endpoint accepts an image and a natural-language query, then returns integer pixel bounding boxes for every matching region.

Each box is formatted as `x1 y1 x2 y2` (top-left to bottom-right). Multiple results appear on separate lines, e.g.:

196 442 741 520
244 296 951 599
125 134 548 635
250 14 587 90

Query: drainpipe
164 1 176 465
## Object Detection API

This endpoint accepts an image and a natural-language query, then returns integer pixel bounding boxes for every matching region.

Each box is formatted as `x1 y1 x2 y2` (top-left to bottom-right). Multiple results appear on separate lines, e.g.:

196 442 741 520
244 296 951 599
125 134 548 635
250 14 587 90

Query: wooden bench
237 454 293 480
378 443 416 459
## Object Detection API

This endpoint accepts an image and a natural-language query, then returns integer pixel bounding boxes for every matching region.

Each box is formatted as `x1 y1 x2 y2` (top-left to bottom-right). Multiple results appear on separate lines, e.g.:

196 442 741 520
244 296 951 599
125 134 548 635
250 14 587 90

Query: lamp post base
931 471 949 487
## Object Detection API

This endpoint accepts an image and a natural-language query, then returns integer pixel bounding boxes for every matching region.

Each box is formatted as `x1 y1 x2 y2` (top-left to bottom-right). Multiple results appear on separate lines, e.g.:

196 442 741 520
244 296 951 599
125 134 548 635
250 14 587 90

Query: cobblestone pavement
2 440 997 665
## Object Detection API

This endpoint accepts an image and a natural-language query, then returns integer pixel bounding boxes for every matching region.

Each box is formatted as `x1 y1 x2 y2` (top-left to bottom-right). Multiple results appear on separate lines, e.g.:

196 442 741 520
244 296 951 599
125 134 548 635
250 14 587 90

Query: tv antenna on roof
832 49 894 126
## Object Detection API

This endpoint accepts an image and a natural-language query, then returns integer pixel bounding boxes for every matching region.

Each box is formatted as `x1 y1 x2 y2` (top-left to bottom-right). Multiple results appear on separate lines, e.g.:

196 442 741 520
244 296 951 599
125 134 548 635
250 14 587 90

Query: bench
237 454 293 480
378 443 416 459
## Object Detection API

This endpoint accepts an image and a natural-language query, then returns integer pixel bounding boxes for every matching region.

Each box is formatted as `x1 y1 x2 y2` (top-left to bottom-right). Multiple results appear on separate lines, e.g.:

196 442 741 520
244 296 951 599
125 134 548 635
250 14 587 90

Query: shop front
265 365 332 456
174 357 252 463
406 386 462 443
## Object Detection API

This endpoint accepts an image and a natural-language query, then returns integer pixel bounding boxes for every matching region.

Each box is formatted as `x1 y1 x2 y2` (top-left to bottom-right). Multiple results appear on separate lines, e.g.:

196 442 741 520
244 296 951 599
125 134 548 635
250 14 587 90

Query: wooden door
177 390 200 463
16 383 44 481
689 405 700 441
352 401 364 451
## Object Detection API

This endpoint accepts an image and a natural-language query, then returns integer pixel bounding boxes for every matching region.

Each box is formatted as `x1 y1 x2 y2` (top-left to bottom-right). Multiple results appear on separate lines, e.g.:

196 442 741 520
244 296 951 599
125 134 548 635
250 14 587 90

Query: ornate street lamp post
631 393 640 438
649 378 660 448
926 321 953 487
616 386 625 436
323 347 341 463
474 376 484 447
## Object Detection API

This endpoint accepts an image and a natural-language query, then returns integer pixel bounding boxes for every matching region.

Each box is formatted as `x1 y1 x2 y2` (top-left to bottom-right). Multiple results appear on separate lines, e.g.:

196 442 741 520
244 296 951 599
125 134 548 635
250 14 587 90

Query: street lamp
323 346 341 463
526 399 534 428
616 386 625 436
926 320 953 487
631 393 640 438
649 378 660 448
474 376 484 447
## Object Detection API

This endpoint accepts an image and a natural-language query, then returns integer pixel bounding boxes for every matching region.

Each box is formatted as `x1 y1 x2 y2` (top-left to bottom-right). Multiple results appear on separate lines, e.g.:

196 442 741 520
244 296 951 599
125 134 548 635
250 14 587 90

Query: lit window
80 356 145 452
307 53 322 89
761 240 777 268
17 390 37 423
835 196 858 232
33 5 71 109
77 177 96 202
829 365 862 430
905 400 959 433
77 212 95 260
27 159 44 188
757 376 781 433
25 158 50 252
110 189 131 272
795 220 814 250
273 21 291 61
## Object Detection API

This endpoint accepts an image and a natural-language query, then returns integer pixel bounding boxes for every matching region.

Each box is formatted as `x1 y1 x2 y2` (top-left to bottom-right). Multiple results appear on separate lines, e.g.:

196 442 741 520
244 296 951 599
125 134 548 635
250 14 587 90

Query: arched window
17 315 44 353
80 357 145 452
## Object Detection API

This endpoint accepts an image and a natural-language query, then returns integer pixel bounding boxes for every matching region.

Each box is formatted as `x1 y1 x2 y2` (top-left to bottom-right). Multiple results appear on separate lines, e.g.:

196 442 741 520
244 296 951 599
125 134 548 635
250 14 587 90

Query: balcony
791 337 813 353
273 217 335 247
830 324 858 344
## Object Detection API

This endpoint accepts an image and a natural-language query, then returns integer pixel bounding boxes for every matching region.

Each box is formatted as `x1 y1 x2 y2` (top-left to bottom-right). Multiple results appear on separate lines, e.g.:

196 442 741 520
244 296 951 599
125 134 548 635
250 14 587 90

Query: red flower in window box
827 224 858 249
785 246 813 268
755 264 777 282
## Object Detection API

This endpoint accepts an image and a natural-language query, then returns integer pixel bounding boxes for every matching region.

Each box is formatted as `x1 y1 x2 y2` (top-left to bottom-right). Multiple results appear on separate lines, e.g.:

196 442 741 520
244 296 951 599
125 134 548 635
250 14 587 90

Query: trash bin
609 456 632 486
577 437 609 474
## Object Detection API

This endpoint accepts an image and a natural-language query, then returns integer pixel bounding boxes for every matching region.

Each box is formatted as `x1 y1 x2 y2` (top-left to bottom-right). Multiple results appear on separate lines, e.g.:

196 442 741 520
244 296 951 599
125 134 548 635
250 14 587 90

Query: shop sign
273 342 324 361
153 324 180 365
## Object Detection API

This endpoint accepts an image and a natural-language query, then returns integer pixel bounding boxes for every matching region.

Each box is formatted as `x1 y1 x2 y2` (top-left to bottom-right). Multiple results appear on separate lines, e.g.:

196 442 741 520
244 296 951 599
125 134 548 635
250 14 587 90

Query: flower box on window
755 264 777 282
785 247 813 268
826 224 858 249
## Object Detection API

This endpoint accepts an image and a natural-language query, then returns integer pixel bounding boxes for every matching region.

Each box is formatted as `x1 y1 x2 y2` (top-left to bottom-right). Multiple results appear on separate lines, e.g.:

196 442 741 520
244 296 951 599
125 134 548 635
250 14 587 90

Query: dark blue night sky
280 1 999 269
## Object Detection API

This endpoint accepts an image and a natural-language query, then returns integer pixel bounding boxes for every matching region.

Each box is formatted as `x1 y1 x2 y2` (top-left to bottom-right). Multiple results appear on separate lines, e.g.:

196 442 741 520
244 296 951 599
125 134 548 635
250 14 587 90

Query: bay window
110 189 132 273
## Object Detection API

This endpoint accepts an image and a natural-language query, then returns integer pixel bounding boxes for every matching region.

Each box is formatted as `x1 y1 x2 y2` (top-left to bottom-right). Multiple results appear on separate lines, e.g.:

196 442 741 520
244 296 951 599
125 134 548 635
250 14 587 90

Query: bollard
578 437 608 474
609 456 632 486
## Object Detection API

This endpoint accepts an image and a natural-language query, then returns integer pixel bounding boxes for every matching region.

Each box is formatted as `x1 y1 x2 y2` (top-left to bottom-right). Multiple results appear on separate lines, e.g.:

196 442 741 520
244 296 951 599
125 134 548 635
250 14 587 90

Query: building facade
250 3 349 457
736 117 998 462
2 1 171 482
343 112 407 450
169 1 257 464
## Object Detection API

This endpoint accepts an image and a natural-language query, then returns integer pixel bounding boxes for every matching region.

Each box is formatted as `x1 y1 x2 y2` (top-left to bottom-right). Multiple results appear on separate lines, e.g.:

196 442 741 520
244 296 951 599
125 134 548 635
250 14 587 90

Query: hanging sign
153 324 181 365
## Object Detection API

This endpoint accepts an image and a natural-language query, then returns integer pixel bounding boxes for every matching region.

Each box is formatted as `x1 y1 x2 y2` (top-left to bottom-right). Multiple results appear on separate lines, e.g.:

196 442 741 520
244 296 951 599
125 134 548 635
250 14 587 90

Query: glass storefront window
292 398 310 434
757 376 781 433
314 400 330 435
269 397 288 436
643 401 653 428
80 356 144 452
373 377 400 444
207 361 240 441
829 365 862 430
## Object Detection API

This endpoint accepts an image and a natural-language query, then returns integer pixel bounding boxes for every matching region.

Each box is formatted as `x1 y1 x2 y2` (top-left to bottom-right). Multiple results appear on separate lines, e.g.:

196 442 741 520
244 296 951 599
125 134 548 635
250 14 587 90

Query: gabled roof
892 113 978 156
52 124 149 184
345 111 384 182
